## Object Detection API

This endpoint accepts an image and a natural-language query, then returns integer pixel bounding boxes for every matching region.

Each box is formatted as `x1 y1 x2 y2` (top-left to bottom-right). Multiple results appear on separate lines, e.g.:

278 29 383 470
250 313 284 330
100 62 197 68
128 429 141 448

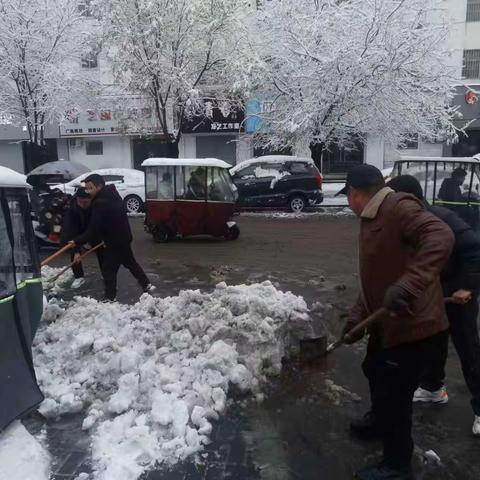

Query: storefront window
176 166 206 200
208 168 235 202
0 201 15 298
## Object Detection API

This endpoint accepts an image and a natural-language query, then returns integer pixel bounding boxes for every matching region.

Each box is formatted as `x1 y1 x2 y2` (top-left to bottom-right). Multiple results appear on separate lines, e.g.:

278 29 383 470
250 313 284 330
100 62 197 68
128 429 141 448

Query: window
208 168 235 202
235 165 257 179
156 167 174 200
102 175 124 183
398 134 419 150
467 0 480 22
78 0 93 17
7 196 34 282
86 141 103 156
288 162 311 174
0 201 15 298
146 168 158 199
463 50 480 79
175 166 206 200
81 50 99 69
255 163 285 178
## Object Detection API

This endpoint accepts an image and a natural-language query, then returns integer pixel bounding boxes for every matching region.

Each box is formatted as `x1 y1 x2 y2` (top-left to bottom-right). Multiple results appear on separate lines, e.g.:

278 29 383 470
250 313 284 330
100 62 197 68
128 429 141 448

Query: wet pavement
34 215 480 479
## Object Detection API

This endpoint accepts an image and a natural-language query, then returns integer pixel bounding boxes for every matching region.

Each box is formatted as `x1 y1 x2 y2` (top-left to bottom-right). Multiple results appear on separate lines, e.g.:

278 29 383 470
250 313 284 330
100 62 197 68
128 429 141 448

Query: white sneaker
143 283 156 294
71 278 86 289
473 416 480 436
413 386 449 404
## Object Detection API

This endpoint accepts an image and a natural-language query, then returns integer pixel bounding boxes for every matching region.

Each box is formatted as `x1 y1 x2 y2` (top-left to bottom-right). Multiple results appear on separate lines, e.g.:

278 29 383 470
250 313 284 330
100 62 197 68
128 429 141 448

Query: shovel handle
343 307 389 343
48 242 105 282
41 243 74 267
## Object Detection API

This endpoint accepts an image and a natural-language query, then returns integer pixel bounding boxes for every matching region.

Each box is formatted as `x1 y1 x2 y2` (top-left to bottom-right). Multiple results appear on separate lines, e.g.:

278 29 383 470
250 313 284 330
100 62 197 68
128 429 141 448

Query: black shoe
350 410 380 439
355 463 414 480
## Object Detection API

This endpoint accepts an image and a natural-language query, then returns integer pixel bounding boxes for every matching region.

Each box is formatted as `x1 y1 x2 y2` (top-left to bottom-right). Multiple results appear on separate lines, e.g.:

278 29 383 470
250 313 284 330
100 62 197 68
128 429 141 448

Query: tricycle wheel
153 226 171 243
226 224 240 241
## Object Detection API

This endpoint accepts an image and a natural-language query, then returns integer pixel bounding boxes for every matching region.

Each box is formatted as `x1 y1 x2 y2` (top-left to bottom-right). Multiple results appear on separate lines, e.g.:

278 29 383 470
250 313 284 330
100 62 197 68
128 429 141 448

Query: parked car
51 168 145 213
230 156 323 212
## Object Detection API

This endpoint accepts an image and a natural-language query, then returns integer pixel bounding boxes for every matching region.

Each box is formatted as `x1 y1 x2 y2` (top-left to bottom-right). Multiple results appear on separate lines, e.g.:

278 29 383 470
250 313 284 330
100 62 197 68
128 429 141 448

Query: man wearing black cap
338 164 454 480
60 187 104 289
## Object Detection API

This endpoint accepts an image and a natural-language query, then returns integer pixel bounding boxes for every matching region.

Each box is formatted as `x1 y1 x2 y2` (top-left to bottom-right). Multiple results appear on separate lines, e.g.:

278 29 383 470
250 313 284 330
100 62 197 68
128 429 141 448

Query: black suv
230 156 323 212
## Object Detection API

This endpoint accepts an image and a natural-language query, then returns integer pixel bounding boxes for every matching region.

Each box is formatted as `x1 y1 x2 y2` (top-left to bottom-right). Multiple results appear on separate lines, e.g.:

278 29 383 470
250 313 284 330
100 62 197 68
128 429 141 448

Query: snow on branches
247 0 462 151
0 0 94 145
96 0 252 149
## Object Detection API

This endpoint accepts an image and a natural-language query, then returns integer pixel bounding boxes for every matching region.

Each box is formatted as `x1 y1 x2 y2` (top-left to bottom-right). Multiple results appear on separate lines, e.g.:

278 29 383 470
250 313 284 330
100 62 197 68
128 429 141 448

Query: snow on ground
0 420 51 480
240 207 353 219
322 182 348 207
41 265 75 294
34 282 313 480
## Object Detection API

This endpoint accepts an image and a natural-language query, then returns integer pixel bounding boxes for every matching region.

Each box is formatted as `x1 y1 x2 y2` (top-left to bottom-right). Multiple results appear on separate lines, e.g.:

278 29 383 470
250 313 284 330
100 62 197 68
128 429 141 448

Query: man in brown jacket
338 165 454 480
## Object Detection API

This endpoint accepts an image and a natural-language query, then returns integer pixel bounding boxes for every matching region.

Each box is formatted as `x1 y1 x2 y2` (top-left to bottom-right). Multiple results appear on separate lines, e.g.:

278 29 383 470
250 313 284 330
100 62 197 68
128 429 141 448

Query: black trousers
362 332 446 468
70 248 104 279
420 299 480 415
102 244 149 300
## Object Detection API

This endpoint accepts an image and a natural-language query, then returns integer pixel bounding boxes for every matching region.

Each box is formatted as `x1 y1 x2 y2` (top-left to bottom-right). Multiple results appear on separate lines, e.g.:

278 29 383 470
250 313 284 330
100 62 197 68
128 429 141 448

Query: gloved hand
384 285 415 316
341 321 364 345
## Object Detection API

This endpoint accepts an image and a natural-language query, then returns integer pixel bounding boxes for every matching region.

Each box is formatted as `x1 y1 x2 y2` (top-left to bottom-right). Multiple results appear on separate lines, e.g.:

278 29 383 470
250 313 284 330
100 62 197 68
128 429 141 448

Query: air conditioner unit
69 138 84 148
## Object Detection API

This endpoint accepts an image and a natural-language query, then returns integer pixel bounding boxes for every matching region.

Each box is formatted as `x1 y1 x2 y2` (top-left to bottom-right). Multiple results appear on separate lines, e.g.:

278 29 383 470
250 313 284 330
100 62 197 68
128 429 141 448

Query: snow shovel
48 242 105 282
41 242 75 267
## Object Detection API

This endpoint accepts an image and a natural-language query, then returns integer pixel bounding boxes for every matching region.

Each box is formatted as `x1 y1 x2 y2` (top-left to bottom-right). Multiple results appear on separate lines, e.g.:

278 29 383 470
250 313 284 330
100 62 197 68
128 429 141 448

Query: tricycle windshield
208 168 236 202
145 166 174 200
0 200 15 298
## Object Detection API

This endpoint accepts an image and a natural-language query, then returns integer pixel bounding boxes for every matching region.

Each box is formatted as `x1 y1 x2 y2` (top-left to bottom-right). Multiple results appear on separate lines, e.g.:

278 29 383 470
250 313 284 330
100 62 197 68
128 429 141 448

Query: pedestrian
388 174 480 436
338 165 454 480
71 174 155 301
60 187 104 289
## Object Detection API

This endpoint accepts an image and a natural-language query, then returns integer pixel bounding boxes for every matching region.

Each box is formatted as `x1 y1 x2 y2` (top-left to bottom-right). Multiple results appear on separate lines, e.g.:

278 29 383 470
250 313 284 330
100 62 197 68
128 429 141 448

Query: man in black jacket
72 174 154 301
60 187 104 289
389 175 480 436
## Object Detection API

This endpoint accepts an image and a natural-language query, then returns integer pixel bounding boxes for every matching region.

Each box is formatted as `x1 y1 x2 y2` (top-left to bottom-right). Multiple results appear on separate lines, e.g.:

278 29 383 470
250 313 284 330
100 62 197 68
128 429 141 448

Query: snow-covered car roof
0 166 30 189
142 158 231 169
230 155 315 174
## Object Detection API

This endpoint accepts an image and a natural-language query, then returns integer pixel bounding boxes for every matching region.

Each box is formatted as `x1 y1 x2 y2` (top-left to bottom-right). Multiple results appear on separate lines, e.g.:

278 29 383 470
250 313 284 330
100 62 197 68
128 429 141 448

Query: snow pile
0 421 51 480
41 265 74 293
33 282 311 479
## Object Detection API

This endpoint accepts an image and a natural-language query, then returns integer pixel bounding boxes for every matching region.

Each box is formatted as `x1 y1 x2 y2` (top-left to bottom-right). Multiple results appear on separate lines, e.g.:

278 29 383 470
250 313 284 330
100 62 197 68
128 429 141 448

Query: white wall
179 134 196 158
236 134 253 163
365 135 385 169
68 136 132 170
0 141 24 173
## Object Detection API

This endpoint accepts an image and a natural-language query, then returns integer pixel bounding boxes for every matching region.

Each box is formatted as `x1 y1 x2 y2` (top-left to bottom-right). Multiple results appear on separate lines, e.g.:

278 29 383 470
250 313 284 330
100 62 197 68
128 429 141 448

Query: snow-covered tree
96 0 252 157
0 0 93 146
247 0 462 153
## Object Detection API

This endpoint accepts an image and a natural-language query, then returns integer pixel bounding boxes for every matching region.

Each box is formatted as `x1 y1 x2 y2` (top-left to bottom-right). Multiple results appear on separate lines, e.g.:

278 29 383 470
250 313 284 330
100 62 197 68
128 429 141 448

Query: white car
52 168 145 213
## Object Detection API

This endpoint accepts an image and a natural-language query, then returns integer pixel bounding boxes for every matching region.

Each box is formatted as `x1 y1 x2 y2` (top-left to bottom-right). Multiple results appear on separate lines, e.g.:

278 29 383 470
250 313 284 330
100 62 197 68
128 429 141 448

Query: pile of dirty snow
34 281 312 479
0 421 50 480
41 265 74 293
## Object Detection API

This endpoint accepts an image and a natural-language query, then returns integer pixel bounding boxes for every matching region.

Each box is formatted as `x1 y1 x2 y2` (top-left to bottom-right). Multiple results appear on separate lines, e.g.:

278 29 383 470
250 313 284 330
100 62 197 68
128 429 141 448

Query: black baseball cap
336 164 385 196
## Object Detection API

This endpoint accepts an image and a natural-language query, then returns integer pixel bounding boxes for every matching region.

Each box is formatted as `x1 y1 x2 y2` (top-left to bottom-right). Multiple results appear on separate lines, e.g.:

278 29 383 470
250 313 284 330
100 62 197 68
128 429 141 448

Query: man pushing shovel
337 165 454 480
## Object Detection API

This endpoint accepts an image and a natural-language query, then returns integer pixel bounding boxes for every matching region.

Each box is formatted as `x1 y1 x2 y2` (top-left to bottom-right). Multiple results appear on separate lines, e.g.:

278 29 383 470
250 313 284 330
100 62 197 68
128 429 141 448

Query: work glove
383 285 415 316
341 321 364 345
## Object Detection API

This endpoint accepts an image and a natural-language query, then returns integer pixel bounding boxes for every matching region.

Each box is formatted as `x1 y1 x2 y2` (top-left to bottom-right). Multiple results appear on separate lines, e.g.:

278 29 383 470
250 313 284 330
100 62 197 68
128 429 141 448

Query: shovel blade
299 336 328 361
